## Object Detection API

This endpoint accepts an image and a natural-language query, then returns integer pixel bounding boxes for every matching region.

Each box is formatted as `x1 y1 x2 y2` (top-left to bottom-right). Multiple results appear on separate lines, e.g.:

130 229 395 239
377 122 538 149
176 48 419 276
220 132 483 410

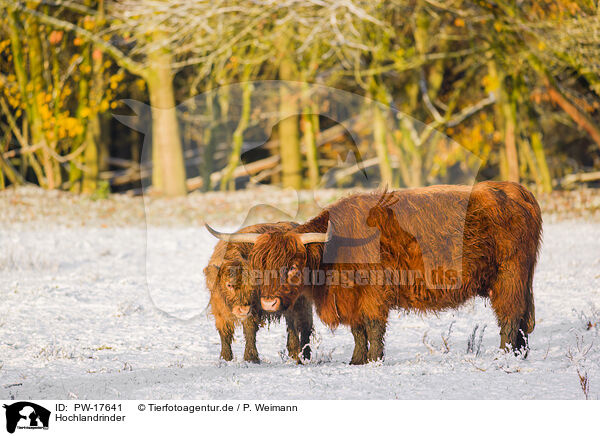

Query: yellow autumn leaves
0 34 122 144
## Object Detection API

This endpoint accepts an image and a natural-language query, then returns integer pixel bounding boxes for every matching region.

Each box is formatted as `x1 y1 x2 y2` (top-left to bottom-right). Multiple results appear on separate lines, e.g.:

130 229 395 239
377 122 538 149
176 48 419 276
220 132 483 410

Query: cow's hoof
302 349 312 361
367 351 384 363
244 353 260 364
220 353 233 362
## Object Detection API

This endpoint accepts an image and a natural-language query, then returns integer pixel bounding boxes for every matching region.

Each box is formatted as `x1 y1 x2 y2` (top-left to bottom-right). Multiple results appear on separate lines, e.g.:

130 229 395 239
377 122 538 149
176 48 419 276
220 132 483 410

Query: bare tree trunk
397 116 422 187
200 91 214 191
530 131 552 193
494 63 519 183
301 82 320 189
519 137 540 188
278 58 303 189
369 77 394 187
373 103 394 187
70 40 91 193
24 7 56 189
98 113 110 173
301 111 319 189
502 96 519 183
221 78 252 190
8 7 51 188
81 0 105 194
69 39 100 194
145 38 187 196
82 114 100 193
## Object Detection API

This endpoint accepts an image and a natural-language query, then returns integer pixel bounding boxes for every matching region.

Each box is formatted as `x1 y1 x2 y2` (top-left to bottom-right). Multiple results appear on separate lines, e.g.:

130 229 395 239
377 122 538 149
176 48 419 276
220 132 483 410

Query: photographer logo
3 402 50 434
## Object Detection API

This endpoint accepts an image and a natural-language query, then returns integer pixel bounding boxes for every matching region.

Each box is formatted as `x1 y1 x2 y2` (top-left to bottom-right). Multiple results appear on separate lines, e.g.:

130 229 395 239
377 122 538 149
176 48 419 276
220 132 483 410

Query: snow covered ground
1 217 599 399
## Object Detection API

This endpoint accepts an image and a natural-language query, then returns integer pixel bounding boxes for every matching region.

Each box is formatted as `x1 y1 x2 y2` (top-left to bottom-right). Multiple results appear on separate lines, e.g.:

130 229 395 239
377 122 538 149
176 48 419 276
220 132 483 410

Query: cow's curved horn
205 224 261 243
299 232 329 244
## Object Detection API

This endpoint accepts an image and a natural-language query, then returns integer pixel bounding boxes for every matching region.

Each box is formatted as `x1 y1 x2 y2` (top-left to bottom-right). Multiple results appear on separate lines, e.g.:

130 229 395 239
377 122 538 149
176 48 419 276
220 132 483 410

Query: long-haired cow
207 182 542 364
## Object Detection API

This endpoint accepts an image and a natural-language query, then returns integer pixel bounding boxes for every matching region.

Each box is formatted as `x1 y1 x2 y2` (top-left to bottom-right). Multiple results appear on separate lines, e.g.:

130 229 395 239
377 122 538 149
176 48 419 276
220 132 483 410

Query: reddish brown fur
249 182 542 364
204 222 313 363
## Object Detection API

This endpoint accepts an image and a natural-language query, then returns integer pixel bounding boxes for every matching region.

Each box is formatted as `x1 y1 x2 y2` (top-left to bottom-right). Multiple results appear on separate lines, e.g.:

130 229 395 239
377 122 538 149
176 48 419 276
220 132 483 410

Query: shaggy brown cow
204 222 313 363
207 181 542 364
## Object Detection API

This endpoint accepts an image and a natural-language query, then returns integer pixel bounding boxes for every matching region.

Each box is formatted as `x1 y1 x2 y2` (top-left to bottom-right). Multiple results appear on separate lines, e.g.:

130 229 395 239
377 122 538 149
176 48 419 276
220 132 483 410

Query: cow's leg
350 324 368 365
366 319 386 362
499 318 528 355
297 297 314 361
284 313 302 363
242 316 260 363
490 261 531 356
300 324 312 361
217 321 234 361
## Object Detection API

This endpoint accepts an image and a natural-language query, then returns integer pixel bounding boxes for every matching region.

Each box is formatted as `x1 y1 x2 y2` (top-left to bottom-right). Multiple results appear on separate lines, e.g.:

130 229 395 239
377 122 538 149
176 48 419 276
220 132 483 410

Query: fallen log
186 154 280 190
561 170 600 186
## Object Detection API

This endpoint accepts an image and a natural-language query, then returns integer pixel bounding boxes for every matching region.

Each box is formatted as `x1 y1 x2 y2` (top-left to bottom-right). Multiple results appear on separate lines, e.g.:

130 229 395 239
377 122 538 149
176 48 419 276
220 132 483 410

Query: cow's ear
204 264 220 290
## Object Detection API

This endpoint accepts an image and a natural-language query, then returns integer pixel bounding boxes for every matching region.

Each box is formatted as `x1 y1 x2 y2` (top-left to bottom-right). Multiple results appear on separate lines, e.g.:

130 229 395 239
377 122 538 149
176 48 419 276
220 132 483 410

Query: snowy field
1 213 599 399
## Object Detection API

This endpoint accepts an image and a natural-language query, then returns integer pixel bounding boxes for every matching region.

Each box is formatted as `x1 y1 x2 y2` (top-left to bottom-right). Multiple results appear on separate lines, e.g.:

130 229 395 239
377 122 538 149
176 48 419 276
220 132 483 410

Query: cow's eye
225 282 235 291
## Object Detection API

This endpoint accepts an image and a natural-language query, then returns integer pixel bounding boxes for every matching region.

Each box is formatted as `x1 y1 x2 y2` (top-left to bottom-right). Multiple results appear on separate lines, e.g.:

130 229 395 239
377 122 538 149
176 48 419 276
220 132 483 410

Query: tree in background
1 0 599 195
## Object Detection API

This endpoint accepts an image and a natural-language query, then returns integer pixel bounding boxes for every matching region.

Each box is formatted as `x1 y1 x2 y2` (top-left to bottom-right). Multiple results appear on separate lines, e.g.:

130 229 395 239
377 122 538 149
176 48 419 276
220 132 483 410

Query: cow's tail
517 182 541 335
524 200 541 336
523 269 536 334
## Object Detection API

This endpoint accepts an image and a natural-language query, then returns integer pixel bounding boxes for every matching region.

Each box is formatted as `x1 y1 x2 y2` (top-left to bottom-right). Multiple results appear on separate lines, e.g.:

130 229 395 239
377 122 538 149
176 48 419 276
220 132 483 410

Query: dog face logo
3 402 50 434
